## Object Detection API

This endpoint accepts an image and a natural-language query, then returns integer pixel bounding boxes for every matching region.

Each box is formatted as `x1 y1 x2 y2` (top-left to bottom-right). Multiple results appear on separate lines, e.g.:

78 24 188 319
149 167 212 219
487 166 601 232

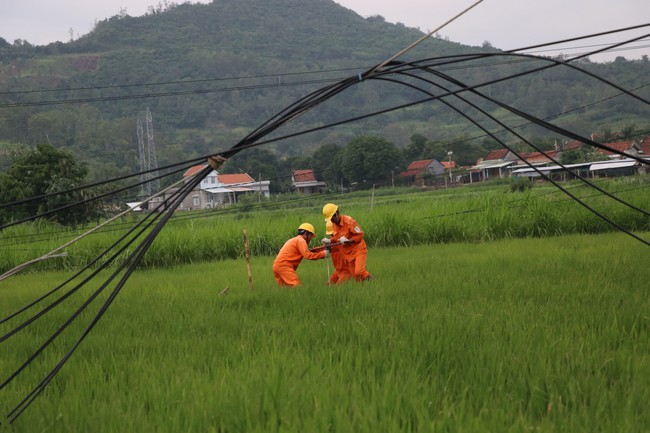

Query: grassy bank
1 232 649 432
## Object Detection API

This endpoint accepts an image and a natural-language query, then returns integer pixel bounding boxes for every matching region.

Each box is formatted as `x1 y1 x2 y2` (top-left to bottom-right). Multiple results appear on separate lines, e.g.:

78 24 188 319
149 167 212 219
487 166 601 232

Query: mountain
0 0 648 180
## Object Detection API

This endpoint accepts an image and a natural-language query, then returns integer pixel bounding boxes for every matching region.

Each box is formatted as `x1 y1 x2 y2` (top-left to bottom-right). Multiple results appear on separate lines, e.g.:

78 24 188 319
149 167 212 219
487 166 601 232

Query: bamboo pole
243 228 253 290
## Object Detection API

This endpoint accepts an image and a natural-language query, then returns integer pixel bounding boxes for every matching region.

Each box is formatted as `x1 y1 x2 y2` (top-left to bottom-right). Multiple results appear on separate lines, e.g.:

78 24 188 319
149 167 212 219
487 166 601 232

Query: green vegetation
1 232 648 432
0 0 648 182
2 8 649 423
1 176 649 274
0 143 100 226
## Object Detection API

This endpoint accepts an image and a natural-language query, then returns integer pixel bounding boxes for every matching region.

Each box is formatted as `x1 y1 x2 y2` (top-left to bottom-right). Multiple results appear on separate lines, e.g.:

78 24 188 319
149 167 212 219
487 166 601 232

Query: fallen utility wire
371 60 648 244
2 21 649 423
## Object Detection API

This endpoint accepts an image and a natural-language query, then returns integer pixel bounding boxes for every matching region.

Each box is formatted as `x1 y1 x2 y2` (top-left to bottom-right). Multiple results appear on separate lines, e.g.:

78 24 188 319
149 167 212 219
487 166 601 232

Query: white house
179 165 271 210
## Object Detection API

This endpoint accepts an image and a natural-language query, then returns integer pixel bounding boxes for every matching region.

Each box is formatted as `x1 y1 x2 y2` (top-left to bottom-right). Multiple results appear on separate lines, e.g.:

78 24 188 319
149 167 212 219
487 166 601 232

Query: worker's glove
338 236 350 244
323 249 330 258
321 238 331 245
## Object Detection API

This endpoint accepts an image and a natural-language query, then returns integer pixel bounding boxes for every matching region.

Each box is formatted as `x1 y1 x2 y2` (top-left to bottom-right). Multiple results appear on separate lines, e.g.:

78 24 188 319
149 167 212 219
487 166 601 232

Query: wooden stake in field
243 228 253 290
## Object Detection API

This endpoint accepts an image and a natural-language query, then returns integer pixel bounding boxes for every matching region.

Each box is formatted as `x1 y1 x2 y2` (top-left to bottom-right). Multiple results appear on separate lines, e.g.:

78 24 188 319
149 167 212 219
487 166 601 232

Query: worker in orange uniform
323 220 351 285
322 203 373 282
273 223 329 287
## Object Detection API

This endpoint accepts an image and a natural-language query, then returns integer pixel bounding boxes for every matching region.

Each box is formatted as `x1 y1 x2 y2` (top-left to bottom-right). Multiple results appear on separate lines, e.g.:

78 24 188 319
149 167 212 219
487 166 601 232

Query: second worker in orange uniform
323 220 351 285
322 203 373 282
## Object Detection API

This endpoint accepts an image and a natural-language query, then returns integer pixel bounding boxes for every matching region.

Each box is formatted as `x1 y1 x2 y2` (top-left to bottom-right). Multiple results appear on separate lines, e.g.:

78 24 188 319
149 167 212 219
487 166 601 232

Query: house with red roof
595 140 641 159
177 165 270 210
471 149 518 181
511 139 648 179
399 159 445 185
517 150 560 165
291 169 326 194
588 139 649 177
561 133 601 152
508 150 561 175
441 161 456 170
562 140 583 151
484 149 514 161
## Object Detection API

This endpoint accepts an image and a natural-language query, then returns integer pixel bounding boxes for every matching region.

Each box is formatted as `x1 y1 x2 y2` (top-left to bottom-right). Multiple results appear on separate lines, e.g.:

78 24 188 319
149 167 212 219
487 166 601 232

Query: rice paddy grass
1 231 648 432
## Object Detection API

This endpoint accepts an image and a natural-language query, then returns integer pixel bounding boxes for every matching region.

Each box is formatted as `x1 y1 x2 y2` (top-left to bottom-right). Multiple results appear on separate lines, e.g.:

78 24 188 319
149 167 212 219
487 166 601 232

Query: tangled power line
1 1 649 422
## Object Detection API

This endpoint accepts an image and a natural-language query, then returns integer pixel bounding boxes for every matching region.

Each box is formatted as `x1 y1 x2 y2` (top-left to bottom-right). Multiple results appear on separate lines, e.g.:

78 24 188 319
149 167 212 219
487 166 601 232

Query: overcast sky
1 0 649 62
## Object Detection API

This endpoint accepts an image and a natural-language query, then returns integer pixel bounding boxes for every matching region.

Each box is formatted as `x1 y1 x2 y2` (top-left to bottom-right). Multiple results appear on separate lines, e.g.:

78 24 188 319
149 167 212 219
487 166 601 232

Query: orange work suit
330 214 371 282
329 245 351 285
273 235 325 287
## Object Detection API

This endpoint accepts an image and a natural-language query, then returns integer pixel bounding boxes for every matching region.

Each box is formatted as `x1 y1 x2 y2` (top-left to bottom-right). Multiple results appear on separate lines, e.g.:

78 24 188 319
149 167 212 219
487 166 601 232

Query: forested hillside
0 0 648 183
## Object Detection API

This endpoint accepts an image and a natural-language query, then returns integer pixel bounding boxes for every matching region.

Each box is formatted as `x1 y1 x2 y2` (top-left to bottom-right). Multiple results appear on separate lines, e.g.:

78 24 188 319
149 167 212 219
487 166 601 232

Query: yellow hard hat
325 220 333 235
323 203 338 221
298 222 315 235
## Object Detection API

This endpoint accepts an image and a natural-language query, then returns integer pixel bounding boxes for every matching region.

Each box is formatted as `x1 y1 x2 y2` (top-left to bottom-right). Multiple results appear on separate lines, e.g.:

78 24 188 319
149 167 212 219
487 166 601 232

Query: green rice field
1 229 649 432
2 176 649 273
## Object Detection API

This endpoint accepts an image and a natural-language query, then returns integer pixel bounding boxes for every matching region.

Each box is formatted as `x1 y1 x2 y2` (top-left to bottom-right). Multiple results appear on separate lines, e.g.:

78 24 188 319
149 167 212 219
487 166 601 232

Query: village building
562 140 583 151
291 169 326 194
506 149 562 178
510 139 649 179
470 149 518 181
399 159 446 185
595 140 641 159
516 150 560 166
176 165 270 210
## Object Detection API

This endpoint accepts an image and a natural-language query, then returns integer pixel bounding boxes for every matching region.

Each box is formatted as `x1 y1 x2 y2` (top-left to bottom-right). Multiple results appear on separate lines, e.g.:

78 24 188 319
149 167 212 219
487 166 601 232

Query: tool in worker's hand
309 242 341 253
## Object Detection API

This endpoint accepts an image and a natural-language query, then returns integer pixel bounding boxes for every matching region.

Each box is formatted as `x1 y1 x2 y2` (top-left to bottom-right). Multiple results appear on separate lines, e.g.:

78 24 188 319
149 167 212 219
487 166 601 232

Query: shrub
510 176 534 192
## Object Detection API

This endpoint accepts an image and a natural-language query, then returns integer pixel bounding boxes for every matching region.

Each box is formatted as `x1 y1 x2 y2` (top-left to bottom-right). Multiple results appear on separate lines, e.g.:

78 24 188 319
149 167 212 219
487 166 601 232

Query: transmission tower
145 107 160 193
136 107 160 198
136 117 149 197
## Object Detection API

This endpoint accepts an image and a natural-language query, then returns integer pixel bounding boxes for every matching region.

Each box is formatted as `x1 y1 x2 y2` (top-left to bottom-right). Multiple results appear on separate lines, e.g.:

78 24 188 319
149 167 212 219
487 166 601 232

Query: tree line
0 132 479 226
2 116 647 228
1 0 648 188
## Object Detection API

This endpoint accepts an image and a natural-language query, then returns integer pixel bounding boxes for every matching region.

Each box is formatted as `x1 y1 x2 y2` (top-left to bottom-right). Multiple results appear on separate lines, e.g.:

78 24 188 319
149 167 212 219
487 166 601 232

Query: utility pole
447 151 453 184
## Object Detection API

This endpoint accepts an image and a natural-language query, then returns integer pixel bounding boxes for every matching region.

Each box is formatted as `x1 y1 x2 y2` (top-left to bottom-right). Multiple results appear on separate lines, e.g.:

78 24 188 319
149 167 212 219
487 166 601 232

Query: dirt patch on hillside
69 55 100 72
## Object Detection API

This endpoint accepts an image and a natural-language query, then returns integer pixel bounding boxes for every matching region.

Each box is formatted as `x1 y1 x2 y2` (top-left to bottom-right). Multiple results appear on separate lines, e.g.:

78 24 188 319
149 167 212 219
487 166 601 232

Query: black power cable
1 70 375 421
0 195 186 328
384 55 650 215
0 155 207 211
2 25 650 423
2 23 647 100
0 162 198 230
3 25 648 222
369 64 649 245
2 168 207 422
